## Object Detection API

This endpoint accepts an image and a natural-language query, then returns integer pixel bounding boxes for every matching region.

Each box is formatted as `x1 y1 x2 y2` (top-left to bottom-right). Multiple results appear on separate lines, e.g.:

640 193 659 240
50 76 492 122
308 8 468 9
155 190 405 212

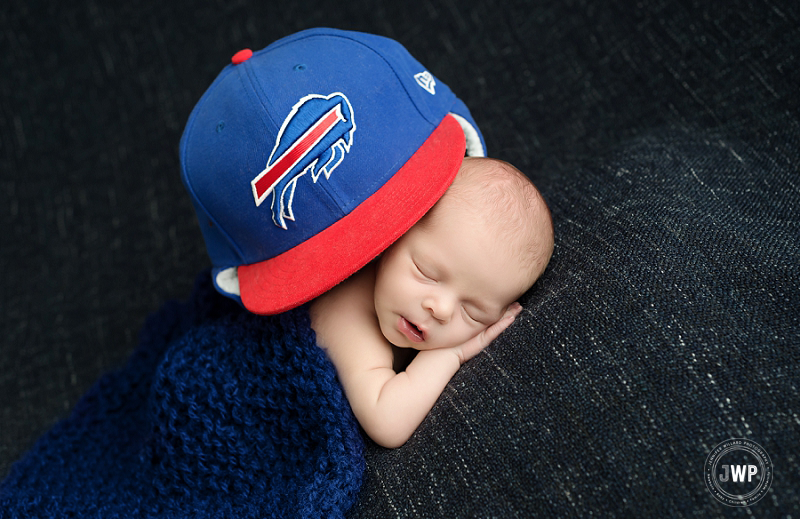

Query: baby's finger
505 302 523 319
458 304 525 364
481 303 522 343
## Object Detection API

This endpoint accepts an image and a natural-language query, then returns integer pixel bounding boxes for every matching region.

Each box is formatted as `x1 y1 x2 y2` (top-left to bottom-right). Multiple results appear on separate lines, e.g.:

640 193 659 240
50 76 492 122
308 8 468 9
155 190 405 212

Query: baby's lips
398 316 425 343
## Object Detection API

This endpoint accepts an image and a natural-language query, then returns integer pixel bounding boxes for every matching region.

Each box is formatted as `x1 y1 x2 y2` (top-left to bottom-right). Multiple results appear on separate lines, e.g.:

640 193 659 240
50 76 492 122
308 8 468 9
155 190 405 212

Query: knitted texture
0 273 365 518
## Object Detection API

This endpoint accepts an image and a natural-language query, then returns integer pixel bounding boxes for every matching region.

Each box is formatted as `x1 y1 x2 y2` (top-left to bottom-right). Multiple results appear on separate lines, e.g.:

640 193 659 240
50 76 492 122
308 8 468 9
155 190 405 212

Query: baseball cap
180 27 486 315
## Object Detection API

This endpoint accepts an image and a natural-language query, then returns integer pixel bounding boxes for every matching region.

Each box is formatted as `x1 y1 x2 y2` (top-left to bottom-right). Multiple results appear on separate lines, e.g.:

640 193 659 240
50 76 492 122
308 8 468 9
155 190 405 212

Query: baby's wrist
414 348 462 372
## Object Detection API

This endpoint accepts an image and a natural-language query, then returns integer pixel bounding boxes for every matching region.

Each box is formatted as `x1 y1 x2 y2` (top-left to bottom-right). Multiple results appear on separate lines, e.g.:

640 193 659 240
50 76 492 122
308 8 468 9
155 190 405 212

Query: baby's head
373 157 554 350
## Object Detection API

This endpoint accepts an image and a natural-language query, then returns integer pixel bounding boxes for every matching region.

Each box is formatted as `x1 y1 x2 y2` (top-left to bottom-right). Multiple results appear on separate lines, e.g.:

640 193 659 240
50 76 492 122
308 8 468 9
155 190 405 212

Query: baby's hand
452 303 523 365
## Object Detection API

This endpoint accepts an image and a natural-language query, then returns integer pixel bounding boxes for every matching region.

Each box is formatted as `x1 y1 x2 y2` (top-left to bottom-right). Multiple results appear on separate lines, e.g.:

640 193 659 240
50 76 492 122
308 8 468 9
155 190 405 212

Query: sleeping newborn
311 157 554 447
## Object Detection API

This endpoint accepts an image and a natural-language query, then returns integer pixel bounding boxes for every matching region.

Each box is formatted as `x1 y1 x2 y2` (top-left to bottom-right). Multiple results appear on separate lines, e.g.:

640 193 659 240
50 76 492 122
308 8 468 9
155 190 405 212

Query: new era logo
414 71 436 95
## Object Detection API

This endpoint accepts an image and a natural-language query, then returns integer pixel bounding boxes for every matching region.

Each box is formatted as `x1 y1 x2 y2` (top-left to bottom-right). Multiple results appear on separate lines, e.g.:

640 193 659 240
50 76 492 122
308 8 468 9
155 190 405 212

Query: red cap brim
238 114 466 315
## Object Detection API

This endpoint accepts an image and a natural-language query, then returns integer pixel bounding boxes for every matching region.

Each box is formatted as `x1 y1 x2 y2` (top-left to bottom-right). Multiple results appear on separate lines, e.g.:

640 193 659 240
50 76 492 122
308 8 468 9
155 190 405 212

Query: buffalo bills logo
251 92 356 229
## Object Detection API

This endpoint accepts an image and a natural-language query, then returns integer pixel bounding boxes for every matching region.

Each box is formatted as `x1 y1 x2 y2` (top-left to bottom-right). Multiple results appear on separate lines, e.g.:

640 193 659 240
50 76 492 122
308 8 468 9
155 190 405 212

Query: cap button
231 49 253 65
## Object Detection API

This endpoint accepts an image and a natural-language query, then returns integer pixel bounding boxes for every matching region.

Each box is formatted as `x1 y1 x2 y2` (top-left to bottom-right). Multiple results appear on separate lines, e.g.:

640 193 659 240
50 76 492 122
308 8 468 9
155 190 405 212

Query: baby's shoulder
311 262 376 320
309 263 393 368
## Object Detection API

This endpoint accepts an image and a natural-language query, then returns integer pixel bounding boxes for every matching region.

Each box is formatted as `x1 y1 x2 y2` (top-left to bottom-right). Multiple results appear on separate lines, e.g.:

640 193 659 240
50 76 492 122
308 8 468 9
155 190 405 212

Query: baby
310 156 554 448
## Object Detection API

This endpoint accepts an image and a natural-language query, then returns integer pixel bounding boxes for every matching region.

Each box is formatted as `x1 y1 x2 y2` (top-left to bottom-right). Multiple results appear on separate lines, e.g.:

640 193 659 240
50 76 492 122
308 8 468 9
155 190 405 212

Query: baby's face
373 197 532 351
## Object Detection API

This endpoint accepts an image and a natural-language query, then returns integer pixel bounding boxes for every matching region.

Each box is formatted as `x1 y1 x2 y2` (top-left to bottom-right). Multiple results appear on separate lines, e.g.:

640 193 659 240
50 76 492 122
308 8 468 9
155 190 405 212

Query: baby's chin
395 334 485 353
380 329 430 351
377 321 412 349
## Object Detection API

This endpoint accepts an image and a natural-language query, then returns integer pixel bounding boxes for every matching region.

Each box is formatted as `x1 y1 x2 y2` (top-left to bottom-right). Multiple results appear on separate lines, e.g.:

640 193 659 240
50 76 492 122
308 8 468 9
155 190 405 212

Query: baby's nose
423 294 456 323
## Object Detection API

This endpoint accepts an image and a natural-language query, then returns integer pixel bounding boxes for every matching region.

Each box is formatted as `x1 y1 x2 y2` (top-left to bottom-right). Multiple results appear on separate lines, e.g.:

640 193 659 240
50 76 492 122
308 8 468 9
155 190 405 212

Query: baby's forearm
357 348 461 448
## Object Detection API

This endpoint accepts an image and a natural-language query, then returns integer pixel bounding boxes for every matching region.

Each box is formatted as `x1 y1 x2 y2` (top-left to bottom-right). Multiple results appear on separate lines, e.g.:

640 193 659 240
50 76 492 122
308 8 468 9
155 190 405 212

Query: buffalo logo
251 92 356 229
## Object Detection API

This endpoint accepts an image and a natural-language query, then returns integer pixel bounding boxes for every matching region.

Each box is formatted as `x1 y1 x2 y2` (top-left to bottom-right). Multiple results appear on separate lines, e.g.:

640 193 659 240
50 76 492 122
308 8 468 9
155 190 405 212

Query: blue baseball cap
180 27 486 315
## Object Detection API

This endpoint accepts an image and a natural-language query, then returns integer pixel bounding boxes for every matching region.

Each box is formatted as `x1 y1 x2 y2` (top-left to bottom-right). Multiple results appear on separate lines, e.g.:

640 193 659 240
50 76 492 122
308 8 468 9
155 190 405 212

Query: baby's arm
354 308 519 448
310 268 521 448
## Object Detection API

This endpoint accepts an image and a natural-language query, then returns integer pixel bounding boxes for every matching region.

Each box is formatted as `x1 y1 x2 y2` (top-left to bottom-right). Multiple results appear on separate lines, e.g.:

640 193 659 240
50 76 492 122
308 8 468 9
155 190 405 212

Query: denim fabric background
1 0 798 517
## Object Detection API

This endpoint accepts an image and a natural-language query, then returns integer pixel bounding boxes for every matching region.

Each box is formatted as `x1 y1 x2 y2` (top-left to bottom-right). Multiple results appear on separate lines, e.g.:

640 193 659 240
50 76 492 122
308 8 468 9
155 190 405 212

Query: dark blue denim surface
2 0 798 517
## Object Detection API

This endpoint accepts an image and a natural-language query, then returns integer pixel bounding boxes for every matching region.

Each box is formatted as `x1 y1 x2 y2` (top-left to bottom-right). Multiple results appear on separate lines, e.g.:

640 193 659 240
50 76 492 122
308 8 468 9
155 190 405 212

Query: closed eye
413 261 435 281
462 306 483 325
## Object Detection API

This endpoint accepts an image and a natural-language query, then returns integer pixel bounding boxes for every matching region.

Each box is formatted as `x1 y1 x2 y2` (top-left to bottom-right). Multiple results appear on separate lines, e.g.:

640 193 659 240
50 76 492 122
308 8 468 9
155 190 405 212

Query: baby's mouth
398 316 425 343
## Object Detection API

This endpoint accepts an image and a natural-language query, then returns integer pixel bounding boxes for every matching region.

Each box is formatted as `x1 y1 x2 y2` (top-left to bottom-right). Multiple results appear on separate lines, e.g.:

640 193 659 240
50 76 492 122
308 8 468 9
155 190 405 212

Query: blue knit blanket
0 273 365 518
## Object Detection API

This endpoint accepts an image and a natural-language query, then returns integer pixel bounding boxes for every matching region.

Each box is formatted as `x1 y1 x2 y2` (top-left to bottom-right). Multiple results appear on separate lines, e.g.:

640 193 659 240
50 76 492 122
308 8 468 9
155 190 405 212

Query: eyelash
414 262 434 281
462 307 479 323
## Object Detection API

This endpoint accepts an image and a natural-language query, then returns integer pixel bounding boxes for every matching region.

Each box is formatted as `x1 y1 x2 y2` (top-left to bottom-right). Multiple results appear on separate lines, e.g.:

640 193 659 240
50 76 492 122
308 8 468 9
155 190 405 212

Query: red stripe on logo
253 104 344 204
